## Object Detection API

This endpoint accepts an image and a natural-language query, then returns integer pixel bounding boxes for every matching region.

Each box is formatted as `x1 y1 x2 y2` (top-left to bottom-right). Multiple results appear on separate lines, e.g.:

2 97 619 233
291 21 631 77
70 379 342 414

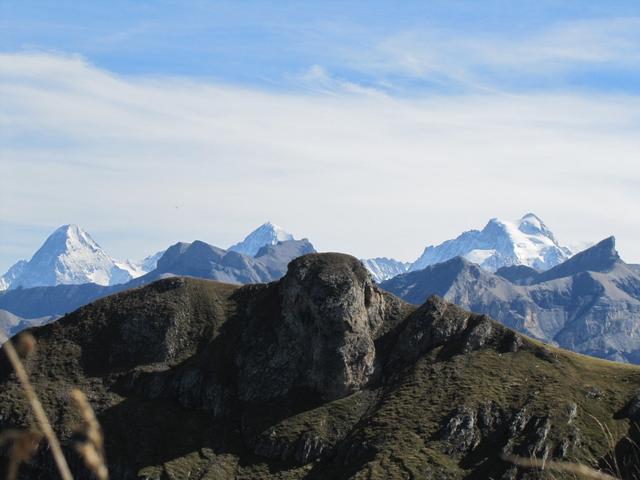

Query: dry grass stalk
0 429 43 480
70 389 109 480
2 333 74 480
503 454 620 480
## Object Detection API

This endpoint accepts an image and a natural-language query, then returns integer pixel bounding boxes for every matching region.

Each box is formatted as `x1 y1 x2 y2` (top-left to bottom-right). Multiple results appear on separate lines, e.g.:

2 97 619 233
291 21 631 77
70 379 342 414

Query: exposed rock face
1 252 638 479
238 254 391 401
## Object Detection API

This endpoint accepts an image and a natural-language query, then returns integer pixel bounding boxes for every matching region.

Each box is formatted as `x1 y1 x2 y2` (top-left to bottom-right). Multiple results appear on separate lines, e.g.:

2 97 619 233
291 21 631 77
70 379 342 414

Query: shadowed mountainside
2 253 640 479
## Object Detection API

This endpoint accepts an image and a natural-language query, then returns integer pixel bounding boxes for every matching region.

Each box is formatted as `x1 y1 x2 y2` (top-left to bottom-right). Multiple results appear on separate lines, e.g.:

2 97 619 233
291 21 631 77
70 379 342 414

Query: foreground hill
382 237 640 363
1 253 640 479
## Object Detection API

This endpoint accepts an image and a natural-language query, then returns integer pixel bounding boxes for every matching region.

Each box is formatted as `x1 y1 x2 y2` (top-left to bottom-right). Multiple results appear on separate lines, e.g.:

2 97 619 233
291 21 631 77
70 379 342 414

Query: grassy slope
1 277 639 479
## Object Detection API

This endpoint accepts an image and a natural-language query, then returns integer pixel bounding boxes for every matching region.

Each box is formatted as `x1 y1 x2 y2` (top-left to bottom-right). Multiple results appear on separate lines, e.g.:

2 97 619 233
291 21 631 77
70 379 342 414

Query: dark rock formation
1 252 638 479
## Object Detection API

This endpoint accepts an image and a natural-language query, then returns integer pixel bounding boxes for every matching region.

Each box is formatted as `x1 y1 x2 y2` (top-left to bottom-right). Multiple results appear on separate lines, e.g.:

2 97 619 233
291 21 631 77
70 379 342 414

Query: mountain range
0 222 298 292
0 224 314 335
0 214 575 289
362 213 574 282
381 236 640 363
4 214 640 367
2 253 639 479
0 238 314 320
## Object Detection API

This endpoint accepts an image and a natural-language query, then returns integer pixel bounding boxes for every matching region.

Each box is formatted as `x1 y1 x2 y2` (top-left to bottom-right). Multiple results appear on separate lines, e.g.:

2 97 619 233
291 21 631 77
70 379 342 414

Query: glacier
410 213 573 273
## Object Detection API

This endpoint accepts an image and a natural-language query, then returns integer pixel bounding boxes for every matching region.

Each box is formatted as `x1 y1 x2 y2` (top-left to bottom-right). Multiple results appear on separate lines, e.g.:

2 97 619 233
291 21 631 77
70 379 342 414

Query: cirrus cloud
1 52 639 271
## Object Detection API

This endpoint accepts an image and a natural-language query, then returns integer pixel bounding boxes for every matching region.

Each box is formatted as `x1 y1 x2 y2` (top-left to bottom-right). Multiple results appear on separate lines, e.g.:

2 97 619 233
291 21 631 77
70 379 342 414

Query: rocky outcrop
237 254 392 402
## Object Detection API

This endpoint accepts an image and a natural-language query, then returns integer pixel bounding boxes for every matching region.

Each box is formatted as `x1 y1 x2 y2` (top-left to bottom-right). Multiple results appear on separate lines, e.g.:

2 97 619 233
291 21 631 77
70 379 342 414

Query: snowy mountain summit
229 222 295 256
360 258 410 283
410 213 573 273
0 225 148 290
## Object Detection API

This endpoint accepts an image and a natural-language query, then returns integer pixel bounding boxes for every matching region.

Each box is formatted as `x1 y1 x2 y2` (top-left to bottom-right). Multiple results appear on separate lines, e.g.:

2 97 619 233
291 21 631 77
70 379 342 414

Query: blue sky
1 1 640 270
3 1 640 94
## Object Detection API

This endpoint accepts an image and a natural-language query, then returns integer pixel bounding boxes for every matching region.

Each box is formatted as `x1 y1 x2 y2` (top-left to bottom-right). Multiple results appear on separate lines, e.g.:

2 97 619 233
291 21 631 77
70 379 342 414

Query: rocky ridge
1 253 639 479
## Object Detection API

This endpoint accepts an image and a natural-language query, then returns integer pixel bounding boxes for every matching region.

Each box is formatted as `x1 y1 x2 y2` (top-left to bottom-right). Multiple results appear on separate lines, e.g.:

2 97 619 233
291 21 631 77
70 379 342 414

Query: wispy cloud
321 17 640 93
1 52 639 271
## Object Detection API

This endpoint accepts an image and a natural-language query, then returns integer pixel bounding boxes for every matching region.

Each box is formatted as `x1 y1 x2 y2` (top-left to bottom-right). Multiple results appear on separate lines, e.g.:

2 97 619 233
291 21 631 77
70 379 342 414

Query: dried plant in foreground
0 429 43 480
2 333 74 480
503 454 620 480
70 389 109 480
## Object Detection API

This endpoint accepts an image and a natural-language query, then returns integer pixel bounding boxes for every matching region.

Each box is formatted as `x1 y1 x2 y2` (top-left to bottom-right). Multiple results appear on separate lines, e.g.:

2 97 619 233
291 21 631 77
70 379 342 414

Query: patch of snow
361 257 411 283
465 249 497 265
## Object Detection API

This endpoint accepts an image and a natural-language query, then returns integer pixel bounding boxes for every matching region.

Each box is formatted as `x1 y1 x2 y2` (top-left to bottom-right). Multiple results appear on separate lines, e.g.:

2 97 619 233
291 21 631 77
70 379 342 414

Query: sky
1 1 639 271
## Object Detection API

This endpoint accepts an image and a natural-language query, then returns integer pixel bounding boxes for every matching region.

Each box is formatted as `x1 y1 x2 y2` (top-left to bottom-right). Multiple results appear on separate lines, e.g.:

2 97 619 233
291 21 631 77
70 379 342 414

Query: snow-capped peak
43 224 101 256
116 250 166 278
516 213 556 241
0 225 154 290
361 257 410 283
229 222 295 257
410 214 573 273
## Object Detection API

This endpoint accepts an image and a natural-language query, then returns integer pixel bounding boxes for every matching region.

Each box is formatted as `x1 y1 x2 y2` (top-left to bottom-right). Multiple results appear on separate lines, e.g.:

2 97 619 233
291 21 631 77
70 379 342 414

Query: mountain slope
0 225 141 289
0 310 20 342
1 253 639 479
0 260 27 290
360 257 410 282
0 309 54 343
382 237 640 363
229 222 294 256
410 213 573 272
